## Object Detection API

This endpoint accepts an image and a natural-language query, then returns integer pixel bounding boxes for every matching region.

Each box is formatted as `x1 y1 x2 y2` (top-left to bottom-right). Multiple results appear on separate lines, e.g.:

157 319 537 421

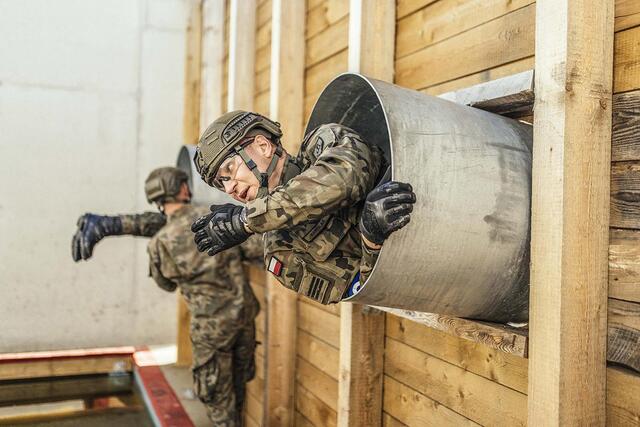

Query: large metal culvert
306 73 532 323
177 145 239 206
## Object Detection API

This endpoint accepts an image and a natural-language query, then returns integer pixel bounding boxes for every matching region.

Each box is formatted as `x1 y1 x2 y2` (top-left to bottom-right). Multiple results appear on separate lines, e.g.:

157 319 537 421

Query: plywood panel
306 16 349 67
298 300 341 348
297 330 340 379
383 376 480 426
396 0 534 59
296 357 338 412
385 338 527 426
295 383 337 427
615 26 640 93
395 4 535 90
385 314 528 394
611 162 640 229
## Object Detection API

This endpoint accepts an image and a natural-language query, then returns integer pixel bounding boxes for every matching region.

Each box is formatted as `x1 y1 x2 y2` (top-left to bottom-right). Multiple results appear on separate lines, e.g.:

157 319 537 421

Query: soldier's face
216 136 278 203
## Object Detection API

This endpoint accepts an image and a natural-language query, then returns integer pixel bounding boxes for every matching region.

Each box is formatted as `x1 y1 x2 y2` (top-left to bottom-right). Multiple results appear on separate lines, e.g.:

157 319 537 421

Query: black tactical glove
191 204 251 256
359 181 416 246
71 214 123 261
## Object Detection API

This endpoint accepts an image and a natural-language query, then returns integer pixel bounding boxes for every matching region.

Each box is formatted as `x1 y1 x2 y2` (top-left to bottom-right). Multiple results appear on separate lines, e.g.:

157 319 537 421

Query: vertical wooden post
338 1 395 426
228 0 256 111
528 0 613 424
177 0 203 368
265 1 305 425
200 0 226 130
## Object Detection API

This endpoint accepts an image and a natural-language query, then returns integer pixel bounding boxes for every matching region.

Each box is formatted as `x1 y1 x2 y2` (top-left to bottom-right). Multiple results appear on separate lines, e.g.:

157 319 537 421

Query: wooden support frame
200 0 226 131
264 0 306 425
338 1 395 426
528 0 613 424
177 0 204 367
228 0 256 111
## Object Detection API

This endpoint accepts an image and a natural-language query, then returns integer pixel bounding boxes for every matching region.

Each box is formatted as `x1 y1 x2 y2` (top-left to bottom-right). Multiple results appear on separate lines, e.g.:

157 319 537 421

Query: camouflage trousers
192 323 257 427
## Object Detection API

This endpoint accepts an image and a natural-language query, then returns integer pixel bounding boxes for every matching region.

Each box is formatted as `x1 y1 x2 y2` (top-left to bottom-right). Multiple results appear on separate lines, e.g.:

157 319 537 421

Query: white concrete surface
0 0 189 352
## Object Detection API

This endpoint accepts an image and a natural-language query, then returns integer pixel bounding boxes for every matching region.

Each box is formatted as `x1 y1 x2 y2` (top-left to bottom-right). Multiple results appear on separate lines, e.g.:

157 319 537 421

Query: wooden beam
177 0 203 367
337 2 394 427
528 0 613 424
200 0 226 131
264 1 305 426
228 0 256 110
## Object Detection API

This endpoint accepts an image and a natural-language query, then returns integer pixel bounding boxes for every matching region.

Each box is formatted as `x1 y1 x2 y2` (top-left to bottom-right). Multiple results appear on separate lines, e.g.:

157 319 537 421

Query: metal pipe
306 73 531 322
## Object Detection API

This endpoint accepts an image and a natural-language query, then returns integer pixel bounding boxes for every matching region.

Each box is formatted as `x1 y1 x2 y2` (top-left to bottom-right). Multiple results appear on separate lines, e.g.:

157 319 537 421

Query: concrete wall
0 0 188 352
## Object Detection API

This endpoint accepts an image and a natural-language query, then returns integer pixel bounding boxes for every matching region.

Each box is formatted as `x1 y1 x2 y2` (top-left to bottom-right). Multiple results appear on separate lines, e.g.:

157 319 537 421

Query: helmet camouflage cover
194 110 283 187
144 166 189 204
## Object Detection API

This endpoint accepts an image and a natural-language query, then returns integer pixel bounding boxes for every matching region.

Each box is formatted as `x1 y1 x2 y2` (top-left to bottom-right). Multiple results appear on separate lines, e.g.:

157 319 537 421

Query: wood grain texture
528 0 613 424
383 376 480 426
306 15 349 67
607 366 640 426
382 413 408 427
375 307 528 357
183 0 202 145
296 357 339 411
245 389 263 424
200 0 225 132
395 0 437 19
385 314 528 394
611 162 640 229
385 338 527 427
297 329 340 379
615 0 640 32
306 0 349 39
608 298 640 373
0 356 133 381
305 49 348 100
298 300 340 348
610 228 640 303
295 411 316 427
613 90 640 161
395 0 534 59
395 4 535 90
295 383 337 427
614 25 640 93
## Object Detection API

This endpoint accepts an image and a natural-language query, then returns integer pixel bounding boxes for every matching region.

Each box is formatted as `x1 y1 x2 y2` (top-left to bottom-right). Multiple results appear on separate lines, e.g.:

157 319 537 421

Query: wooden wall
221 0 230 112
254 0 271 116
245 265 267 427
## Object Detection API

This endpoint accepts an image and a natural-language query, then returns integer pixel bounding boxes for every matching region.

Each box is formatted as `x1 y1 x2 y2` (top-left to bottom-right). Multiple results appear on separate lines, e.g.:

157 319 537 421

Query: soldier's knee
192 351 234 404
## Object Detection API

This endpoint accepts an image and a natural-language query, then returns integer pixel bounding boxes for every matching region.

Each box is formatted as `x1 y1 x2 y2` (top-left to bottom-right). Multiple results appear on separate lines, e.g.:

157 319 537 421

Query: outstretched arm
72 212 166 261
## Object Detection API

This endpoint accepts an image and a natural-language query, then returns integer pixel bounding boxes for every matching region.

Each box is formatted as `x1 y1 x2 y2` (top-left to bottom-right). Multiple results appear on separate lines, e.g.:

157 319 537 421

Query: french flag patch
268 257 283 276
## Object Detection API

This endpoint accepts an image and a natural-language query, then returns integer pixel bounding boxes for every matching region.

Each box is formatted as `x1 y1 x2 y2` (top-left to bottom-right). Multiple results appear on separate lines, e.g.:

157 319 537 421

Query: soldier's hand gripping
359 181 416 246
71 214 123 261
191 203 252 256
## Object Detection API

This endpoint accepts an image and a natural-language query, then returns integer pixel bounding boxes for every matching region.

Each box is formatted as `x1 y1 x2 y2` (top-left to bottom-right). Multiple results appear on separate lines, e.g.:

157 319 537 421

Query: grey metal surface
176 145 239 207
306 73 532 322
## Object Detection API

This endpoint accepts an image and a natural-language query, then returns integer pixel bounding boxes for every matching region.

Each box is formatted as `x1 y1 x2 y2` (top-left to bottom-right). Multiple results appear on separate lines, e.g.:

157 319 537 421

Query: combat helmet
144 167 190 205
194 110 283 197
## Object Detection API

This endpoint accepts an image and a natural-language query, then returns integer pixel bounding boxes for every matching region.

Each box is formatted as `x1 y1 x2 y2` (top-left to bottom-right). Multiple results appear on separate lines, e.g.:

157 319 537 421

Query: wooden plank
614 26 640 94
304 49 348 99
385 337 527 426
395 4 535 90
256 352 265 380
382 413 407 427
616 0 640 32
245 412 260 427
395 0 534 59
255 66 270 94
611 162 640 229
295 383 337 427
246 375 264 402
607 366 640 426
183 0 202 145
200 0 225 133
306 0 349 39
0 356 132 381
228 0 256 110
298 300 340 348
610 228 640 304
395 0 437 20
295 411 316 427
296 357 338 412
299 294 341 315
613 89 640 161
383 376 480 427
439 69 534 118
307 0 325 13
246 263 267 287
297 329 340 379
423 56 535 96
257 0 272 27
255 44 271 72
608 298 640 373
385 314 528 394
256 20 271 49
528 1 613 425
306 15 349 68
375 306 528 357
245 389 263 425
254 90 270 116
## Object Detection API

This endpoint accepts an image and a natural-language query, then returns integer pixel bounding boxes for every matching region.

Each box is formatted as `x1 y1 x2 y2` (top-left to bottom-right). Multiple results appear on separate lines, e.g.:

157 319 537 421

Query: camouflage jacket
140 205 261 364
245 123 385 304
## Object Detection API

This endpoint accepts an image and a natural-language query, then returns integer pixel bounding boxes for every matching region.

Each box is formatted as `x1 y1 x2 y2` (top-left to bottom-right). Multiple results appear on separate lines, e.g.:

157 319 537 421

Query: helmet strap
235 144 283 197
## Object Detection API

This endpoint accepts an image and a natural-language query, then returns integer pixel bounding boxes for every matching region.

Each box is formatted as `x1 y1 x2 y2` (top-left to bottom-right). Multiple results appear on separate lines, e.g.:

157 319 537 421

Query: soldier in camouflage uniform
71 167 261 427
190 111 416 305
